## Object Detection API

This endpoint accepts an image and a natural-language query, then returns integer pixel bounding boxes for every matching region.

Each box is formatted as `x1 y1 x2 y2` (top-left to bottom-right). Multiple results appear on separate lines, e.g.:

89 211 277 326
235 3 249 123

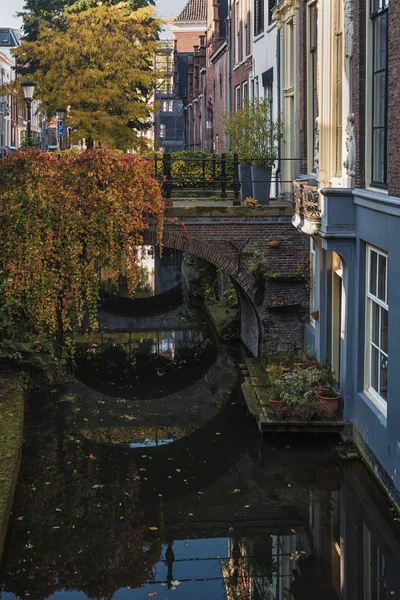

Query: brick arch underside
143 229 261 357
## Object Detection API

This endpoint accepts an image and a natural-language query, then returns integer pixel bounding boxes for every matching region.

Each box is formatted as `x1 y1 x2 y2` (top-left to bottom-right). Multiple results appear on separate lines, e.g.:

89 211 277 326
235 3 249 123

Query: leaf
149 526 158 531
231 488 240 494
92 484 105 489
175 468 181 473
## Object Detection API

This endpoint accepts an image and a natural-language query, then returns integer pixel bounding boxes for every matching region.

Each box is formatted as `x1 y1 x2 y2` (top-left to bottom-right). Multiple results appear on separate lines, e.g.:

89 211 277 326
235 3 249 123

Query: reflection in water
75 327 217 399
2 263 400 600
2 392 400 600
101 246 182 300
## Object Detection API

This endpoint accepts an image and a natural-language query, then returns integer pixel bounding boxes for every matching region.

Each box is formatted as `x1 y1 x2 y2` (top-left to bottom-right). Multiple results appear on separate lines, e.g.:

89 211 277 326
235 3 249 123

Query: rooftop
175 0 207 22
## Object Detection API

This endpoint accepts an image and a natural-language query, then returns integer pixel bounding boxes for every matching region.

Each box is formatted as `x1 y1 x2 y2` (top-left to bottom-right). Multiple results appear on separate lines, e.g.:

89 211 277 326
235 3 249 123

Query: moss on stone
0 372 24 558
205 300 237 336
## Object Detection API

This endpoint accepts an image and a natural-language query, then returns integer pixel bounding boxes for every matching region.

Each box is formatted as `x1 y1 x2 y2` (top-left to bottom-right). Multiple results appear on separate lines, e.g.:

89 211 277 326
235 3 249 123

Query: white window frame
364 245 388 418
235 85 241 112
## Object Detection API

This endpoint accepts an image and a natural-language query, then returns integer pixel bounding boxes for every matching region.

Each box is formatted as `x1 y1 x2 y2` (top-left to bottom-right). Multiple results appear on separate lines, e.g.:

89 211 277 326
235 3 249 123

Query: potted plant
314 358 341 415
274 365 325 421
223 99 282 204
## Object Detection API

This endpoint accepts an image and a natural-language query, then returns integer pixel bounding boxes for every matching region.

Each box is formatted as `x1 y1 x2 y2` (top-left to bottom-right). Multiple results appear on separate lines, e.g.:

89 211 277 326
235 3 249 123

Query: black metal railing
151 154 301 204
153 153 240 203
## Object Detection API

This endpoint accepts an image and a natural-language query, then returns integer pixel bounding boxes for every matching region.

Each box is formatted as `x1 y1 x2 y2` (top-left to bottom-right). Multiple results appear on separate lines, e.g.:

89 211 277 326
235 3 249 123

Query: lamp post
21 80 36 145
57 107 66 150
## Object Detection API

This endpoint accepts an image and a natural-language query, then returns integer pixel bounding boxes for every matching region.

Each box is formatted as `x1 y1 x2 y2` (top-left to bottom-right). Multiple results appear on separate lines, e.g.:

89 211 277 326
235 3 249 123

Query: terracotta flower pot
269 397 286 420
315 386 341 415
268 240 280 249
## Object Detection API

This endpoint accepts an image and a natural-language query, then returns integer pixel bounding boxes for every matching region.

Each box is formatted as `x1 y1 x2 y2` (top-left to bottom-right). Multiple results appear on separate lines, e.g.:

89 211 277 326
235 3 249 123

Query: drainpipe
276 27 281 199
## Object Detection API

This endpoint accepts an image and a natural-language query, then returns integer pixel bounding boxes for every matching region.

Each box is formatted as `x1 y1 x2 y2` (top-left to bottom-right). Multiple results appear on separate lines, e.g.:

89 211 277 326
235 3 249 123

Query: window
309 3 318 172
264 81 273 122
159 123 166 139
161 100 173 112
0 31 10 45
242 81 248 103
334 0 343 176
370 0 389 187
235 86 241 112
235 0 240 64
268 0 277 25
254 0 264 36
365 245 388 416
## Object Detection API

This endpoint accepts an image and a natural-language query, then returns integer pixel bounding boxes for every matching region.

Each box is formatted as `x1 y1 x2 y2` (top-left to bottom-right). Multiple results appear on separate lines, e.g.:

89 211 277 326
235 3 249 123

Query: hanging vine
0 147 165 356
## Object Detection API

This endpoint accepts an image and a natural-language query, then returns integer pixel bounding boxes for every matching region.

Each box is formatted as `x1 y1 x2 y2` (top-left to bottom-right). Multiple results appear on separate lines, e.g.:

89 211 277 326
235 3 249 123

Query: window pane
374 14 387 72
371 345 379 393
372 128 386 184
378 254 387 302
370 250 377 296
371 302 379 347
381 308 388 354
373 72 386 128
380 352 388 399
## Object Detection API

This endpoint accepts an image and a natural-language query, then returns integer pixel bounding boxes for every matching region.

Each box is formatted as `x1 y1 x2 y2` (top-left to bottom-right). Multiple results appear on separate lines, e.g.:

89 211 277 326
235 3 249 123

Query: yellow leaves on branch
13 3 164 150
0 147 165 349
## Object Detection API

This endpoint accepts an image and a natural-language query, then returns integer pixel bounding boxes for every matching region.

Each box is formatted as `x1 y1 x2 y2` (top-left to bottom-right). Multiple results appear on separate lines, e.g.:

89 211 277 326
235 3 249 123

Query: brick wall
174 31 204 53
145 208 310 356
209 50 229 153
388 2 400 197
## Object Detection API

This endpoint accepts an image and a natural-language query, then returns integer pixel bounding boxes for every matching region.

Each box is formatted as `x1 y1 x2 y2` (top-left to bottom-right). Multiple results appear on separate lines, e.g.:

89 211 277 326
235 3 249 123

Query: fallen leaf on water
175 468 181 473
149 526 158 531
92 484 105 489
290 528 296 533
215 432 221 435
45 482 51 485
16 516 24 521
167 458 173 461
88 454 96 460
231 488 240 494
188 513 194 516
171 580 181 587
139 468 146 472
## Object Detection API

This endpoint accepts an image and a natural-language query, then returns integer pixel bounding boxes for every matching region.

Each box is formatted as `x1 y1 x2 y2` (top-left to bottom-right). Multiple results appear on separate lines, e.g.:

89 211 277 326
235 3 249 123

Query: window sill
253 32 265 42
359 390 387 424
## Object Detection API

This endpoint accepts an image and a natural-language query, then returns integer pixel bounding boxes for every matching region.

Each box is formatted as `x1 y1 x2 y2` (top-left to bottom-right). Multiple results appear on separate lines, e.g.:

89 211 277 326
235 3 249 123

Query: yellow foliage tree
14 3 162 150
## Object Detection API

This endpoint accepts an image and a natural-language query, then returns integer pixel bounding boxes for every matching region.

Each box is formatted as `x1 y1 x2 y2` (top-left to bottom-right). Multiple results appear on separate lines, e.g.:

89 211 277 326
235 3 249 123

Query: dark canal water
2 249 400 599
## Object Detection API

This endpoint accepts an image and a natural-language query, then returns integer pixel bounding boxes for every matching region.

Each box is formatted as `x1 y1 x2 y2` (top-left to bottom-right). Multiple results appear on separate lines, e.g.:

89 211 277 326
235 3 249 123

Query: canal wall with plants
0 373 24 560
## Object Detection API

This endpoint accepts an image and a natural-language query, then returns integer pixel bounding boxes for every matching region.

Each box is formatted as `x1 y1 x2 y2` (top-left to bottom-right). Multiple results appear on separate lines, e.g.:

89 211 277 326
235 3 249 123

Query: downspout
276 26 281 199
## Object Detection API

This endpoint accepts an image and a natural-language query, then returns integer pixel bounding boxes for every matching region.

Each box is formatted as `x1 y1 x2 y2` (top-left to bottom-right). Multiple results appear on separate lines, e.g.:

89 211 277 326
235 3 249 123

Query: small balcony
292 179 321 235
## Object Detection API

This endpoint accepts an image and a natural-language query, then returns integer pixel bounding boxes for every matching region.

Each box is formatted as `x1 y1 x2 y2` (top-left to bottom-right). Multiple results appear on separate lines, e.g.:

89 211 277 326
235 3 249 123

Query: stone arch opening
143 229 262 356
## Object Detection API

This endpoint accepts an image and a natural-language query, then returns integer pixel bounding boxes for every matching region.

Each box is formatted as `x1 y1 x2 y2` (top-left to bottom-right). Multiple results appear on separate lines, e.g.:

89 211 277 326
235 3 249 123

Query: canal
1 248 400 599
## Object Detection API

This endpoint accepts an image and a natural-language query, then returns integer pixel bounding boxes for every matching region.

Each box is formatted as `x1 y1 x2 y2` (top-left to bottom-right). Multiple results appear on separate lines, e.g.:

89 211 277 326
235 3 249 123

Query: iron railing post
233 153 241 205
220 153 227 199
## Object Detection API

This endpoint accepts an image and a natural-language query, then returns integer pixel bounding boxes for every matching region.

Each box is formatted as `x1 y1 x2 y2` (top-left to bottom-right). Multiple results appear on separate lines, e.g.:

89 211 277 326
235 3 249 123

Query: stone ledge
165 205 294 218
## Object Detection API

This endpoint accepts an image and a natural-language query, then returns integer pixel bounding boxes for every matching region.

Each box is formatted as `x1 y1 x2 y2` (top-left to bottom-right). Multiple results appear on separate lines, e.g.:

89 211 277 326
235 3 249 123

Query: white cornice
273 0 300 26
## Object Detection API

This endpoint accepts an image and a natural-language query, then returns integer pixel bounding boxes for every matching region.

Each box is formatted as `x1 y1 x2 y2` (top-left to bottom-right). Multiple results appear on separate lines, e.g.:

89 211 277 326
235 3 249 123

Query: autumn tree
0 147 165 356
18 0 155 47
13 3 162 150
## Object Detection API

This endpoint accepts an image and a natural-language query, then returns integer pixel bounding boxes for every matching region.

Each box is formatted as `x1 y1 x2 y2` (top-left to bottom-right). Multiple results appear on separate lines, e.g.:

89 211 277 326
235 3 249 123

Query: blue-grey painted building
286 0 400 505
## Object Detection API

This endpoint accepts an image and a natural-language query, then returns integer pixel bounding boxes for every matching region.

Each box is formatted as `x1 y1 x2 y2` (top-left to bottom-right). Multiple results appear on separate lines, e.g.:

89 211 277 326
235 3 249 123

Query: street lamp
21 80 36 144
57 108 66 150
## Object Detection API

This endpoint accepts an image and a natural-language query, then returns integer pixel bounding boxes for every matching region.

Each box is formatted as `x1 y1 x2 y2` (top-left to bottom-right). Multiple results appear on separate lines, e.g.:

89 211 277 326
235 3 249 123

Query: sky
0 0 187 28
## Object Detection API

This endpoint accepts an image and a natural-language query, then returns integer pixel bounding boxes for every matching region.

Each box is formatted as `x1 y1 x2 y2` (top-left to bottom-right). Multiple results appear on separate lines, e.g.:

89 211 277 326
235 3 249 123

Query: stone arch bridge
144 204 309 357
